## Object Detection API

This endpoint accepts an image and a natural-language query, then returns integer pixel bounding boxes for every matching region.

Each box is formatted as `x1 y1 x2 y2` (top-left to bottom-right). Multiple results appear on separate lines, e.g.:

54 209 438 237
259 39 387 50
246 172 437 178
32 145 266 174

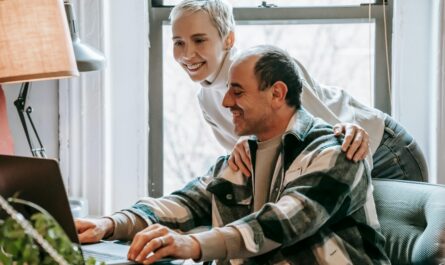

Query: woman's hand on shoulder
228 138 252 177
333 123 369 162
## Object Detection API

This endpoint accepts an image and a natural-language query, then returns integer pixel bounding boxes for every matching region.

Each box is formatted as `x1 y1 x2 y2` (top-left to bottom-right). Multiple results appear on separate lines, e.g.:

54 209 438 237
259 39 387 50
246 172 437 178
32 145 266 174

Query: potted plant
0 195 101 265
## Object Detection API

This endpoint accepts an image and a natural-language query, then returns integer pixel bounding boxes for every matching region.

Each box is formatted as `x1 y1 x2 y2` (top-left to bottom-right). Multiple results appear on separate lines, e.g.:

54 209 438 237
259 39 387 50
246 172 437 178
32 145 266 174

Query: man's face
172 10 227 82
223 56 273 140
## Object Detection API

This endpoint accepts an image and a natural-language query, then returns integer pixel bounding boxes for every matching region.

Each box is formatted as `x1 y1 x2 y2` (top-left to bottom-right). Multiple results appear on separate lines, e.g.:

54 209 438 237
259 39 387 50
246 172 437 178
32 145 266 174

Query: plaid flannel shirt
123 109 390 265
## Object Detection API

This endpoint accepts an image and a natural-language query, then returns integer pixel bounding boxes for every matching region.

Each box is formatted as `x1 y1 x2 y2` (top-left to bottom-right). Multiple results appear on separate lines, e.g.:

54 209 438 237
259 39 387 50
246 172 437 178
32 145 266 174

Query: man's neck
257 108 296 142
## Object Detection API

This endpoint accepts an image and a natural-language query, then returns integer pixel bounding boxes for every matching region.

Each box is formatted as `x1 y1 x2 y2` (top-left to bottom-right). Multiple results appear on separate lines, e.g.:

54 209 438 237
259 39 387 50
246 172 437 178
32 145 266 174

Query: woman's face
172 11 229 82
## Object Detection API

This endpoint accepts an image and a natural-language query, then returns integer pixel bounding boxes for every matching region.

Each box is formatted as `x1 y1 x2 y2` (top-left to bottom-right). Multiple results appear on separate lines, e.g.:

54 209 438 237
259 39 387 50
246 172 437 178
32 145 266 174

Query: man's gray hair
170 0 235 39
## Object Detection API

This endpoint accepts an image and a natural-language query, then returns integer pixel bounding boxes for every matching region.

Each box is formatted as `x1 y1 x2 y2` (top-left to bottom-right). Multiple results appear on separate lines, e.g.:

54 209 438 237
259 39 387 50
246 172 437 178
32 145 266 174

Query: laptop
0 155 180 265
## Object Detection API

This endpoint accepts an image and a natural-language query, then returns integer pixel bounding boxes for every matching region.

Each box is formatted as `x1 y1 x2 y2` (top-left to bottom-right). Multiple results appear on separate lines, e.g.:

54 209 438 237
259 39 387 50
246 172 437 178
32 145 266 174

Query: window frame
148 0 392 197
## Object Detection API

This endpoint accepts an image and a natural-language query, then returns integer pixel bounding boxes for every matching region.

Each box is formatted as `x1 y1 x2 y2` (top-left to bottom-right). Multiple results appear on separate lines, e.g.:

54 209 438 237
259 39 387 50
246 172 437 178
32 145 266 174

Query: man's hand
333 123 369 162
128 224 201 264
228 139 252 177
75 218 114 243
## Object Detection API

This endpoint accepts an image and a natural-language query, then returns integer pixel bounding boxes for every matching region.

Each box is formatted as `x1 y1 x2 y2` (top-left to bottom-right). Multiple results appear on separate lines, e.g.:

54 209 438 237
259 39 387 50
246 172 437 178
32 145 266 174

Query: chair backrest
373 179 445 265
0 85 14 154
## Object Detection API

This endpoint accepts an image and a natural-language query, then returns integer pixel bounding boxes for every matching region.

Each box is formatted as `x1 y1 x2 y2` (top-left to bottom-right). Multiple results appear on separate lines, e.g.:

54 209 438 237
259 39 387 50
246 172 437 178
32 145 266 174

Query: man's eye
195 38 206 44
174 41 184 47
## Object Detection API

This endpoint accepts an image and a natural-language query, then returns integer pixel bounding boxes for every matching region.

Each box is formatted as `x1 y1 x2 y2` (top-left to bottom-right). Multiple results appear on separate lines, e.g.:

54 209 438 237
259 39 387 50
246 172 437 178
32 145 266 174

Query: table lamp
64 0 106 72
0 0 105 158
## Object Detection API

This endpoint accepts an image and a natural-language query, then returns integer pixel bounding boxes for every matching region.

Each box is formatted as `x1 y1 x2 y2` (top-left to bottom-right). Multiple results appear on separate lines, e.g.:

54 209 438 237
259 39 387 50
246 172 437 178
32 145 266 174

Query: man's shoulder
285 110 341 151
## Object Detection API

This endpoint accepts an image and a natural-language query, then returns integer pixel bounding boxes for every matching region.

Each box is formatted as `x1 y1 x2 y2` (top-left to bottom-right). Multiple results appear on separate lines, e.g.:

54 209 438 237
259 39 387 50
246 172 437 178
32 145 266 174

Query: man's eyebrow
229 82 243 89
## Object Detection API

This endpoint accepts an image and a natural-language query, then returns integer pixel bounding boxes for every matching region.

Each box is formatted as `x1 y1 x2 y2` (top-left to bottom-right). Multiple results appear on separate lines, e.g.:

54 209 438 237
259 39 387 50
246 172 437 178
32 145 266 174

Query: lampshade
0 0 79 84
64 1 106 72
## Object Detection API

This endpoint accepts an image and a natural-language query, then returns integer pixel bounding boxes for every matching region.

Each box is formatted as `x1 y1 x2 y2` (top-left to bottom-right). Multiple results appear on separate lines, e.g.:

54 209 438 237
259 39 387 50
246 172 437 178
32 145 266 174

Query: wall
392 0 442 183
58 0 149 215
3 81 59 158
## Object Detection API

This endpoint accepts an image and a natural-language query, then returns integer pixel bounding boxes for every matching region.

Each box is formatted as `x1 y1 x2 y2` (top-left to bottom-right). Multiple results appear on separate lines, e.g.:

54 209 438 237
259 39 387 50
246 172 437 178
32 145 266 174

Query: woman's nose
183 44 196 59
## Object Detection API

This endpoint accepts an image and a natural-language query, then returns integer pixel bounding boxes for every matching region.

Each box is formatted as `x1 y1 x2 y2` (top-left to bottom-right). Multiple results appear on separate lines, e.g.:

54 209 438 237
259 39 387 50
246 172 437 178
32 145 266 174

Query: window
149 0 392 196
160 0 376 7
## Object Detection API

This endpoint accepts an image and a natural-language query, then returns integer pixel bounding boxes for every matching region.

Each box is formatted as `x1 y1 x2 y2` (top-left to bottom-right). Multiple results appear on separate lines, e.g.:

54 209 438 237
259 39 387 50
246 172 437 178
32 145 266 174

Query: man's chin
234 128 250 137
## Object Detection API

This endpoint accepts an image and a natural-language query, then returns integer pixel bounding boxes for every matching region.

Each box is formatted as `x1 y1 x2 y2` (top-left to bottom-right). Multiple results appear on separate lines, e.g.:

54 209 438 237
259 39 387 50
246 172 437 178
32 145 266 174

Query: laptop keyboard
83 249 124 261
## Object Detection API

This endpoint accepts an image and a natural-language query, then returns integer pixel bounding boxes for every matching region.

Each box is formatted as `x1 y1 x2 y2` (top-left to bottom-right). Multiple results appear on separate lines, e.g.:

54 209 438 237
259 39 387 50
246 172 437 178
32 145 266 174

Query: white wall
102 0 149 213
58 0 149 216
392 0 442 183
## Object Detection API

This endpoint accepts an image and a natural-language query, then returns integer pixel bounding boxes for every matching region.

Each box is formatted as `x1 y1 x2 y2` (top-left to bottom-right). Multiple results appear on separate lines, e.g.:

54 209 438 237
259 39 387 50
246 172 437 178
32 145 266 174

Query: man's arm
75 160 219 243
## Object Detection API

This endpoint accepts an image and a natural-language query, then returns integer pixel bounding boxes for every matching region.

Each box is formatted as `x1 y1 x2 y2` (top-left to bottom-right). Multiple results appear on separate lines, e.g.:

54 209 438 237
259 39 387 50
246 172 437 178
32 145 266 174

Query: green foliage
0 199 103 265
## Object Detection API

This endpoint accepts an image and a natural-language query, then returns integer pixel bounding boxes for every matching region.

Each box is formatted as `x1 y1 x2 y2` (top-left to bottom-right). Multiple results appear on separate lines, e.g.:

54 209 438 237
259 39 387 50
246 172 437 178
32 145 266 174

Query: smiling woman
171 10 234 83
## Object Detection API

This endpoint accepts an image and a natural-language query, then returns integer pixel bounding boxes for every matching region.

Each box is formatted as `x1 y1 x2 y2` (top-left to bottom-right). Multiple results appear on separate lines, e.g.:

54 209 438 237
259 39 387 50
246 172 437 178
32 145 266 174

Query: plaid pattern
128 109 389 265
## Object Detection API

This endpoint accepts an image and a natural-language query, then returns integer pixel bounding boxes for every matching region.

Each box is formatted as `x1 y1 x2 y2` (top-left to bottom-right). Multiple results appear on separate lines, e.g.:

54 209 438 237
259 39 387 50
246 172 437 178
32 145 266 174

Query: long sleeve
106 166 218 240
227 143 371 256
191 226 280 262
107 212 148 241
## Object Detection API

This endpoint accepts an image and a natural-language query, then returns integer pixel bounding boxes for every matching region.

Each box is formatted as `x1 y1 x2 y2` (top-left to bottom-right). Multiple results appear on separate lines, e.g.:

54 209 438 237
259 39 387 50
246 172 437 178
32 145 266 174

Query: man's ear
271 81 288 109
225 31 235 50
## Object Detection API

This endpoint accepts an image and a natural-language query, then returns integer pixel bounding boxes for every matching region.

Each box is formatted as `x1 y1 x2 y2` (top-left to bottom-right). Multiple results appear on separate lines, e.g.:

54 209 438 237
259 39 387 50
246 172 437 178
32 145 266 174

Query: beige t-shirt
253 134 282 211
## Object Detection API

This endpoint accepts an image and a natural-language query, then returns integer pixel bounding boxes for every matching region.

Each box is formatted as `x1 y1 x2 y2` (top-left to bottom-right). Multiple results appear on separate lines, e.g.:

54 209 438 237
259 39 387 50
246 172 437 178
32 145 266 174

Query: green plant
0 196 102 265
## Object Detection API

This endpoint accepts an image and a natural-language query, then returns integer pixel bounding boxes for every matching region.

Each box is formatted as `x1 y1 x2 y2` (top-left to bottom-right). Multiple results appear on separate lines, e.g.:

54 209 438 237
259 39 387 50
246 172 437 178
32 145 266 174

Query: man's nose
222 91 233 108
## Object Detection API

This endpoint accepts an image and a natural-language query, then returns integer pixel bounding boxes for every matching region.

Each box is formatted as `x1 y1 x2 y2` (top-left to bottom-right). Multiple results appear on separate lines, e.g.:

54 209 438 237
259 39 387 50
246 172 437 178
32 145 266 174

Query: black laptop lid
0 154 79 244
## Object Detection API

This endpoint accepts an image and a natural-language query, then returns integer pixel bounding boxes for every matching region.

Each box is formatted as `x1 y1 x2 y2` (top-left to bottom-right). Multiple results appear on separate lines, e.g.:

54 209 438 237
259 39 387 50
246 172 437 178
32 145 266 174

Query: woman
170 0 428 181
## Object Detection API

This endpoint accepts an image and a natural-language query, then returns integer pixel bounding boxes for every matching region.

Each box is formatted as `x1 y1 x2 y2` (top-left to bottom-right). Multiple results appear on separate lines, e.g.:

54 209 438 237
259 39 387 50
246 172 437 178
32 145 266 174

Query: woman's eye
174 41 184 47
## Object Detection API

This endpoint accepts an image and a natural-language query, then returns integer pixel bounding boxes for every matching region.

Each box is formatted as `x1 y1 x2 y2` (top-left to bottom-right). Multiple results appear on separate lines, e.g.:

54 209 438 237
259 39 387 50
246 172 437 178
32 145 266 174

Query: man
76 45 389 264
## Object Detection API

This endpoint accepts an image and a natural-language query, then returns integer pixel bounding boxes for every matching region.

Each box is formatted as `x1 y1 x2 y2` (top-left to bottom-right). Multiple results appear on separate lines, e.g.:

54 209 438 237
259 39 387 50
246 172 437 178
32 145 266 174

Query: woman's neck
205 50 229 84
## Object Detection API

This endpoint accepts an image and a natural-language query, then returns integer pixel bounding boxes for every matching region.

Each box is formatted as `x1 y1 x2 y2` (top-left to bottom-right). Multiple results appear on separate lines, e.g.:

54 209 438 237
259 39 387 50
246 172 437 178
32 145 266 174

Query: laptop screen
0 154 79 244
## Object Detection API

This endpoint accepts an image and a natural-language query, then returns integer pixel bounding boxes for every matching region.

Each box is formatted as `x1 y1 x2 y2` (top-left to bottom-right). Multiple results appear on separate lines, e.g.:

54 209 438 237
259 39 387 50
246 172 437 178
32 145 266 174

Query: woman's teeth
187 62 203 70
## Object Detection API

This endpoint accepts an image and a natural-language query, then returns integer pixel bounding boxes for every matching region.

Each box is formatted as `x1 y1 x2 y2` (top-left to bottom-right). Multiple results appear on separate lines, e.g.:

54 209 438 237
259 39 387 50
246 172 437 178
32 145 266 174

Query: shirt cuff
191 226 244 262
191 229 227 261
106 211 149 241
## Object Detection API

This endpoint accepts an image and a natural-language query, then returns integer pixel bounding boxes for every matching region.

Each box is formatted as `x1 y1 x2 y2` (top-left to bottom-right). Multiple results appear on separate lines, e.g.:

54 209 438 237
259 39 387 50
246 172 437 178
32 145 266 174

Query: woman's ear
271 81 288 109
225 31 235 50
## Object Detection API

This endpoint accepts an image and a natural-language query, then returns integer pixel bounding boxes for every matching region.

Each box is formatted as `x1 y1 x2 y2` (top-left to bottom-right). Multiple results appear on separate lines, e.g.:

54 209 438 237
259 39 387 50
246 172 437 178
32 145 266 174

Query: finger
136 237 165 263
74 219 92 232
333 124 343 136
129 226 167 260
342 126 356 152
143 243 172 265
78 230 99 244
233 150 250 177
129 233 155 260
352 139 369 162
228 155 238 171
346 131 363 160
237 162 251 177
239 143 252 169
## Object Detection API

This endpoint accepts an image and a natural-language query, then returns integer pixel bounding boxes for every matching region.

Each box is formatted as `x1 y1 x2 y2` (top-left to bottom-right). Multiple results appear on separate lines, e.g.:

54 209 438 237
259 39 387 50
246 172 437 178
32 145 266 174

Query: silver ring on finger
159 237 167 248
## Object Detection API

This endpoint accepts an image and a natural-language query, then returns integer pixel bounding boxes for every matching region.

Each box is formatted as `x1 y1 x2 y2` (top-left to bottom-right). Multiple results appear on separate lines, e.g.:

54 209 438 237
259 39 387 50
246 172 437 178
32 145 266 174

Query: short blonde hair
169 0 235 39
